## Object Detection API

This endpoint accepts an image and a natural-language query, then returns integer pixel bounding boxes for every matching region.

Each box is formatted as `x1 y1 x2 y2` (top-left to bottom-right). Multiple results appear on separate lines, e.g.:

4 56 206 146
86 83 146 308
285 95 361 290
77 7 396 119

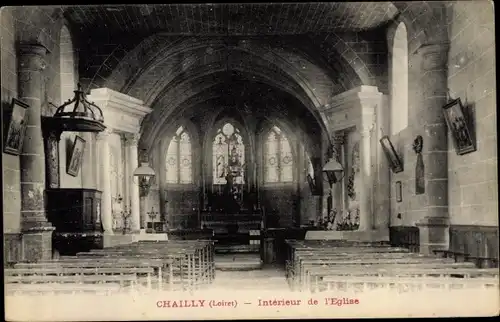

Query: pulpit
46 188 104 255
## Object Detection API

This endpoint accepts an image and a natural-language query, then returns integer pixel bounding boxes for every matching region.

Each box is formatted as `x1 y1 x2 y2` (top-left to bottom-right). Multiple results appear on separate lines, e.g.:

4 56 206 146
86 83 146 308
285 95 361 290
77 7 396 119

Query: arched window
264 126 294 183
165 126 193 184
212 122 245 185
390 22 409 135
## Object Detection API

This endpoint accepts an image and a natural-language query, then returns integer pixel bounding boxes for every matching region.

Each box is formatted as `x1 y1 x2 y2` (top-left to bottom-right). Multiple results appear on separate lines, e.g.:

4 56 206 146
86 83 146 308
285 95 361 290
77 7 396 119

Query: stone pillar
18 43 55 261
125 133 141 232
373 95 391 231
414 43 451 255
358 129 373 231
96 129 113 235
332 132 346 215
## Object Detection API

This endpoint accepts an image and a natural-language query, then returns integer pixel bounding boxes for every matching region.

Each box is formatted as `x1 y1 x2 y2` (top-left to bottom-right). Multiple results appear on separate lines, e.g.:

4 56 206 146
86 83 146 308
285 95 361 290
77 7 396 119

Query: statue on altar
222 146 244 213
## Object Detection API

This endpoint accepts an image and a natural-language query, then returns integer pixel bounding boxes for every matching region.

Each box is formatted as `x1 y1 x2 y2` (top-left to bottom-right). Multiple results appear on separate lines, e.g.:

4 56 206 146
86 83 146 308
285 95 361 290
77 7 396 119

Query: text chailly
157 300 206 308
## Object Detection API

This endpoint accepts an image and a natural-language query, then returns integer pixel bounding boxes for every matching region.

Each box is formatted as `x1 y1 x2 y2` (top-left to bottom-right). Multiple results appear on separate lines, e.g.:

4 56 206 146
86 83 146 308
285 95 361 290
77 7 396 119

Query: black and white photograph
1 2 498 321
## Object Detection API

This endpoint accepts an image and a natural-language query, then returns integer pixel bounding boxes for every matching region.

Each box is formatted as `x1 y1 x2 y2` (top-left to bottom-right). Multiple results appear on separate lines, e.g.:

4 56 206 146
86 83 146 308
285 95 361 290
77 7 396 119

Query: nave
5 238 499 296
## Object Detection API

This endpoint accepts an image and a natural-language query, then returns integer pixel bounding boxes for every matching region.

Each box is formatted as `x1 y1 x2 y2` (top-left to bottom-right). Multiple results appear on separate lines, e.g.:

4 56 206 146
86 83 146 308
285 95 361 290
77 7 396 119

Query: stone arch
390 2 449 53
89 34 369 105
387 21 409 135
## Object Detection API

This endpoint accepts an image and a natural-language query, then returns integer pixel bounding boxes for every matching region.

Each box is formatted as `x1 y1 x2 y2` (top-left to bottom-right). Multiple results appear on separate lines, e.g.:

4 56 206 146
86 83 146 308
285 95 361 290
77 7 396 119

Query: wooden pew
306 266 499 293
283 239 478 291
293 257 463 291
321 275 500 292
14 259 162 291
6 283 122 296
5 273 139 295
79 239 215 291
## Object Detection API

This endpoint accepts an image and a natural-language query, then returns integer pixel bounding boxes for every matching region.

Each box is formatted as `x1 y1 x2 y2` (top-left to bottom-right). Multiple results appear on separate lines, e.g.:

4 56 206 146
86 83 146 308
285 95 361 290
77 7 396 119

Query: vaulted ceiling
56 3 400 149
63 3 398 36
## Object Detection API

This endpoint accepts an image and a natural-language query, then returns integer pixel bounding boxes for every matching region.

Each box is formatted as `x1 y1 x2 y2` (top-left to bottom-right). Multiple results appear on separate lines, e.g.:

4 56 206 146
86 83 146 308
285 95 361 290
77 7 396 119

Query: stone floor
212 254 289 291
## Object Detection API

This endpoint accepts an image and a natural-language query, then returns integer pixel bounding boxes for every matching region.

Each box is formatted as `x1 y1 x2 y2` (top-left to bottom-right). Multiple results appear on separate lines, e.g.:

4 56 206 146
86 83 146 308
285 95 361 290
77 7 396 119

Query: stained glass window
165 126 192 184
264 126 294 183
212 122 245 185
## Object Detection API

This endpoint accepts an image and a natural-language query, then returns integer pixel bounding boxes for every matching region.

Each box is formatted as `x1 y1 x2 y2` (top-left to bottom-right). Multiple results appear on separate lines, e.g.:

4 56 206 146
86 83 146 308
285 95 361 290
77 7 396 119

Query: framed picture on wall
67 135 86 177
380 135 404 173
442 98 476 155
3 98 29 156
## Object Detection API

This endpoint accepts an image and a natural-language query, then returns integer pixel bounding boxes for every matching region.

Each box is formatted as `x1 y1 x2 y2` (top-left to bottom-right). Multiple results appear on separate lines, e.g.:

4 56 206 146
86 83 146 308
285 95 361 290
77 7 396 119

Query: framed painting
67 135 86 176
442 98 476 155
380 135 404 173
3 98 29 155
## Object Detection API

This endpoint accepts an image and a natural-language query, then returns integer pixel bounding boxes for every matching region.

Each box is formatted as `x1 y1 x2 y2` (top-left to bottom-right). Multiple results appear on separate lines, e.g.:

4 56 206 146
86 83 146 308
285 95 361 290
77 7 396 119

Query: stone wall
446 1 497 226
1 7 21 234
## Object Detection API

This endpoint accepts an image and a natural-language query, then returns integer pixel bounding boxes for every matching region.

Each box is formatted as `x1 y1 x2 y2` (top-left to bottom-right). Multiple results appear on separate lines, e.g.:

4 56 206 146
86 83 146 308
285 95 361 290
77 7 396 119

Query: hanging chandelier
47 83 106 133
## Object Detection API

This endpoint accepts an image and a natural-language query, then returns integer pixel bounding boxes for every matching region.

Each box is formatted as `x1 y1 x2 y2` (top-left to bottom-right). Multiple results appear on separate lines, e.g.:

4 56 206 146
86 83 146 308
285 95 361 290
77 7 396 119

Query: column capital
332 131 346 146
123 132 140 147
96 128 113 141
416 43 450 71
18 44 47 71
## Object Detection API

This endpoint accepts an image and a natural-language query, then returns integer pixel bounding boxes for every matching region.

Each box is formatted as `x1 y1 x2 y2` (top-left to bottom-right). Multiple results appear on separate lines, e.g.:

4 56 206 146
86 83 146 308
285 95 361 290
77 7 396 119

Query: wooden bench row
284 239 499 293
6 240 216 295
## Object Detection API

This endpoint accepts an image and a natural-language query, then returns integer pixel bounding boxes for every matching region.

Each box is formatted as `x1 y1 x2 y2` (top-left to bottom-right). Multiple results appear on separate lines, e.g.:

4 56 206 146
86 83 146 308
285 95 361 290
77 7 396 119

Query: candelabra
147 207 159 233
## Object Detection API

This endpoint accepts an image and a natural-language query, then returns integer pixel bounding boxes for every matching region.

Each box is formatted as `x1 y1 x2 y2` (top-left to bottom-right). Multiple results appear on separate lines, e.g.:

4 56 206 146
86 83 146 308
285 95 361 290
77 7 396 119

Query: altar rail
167 229 214 241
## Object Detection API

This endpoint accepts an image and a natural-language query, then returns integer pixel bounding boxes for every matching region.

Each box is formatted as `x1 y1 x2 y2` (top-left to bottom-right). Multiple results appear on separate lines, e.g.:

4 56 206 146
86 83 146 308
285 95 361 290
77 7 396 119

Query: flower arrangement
313 208 338 231
336 207 360 231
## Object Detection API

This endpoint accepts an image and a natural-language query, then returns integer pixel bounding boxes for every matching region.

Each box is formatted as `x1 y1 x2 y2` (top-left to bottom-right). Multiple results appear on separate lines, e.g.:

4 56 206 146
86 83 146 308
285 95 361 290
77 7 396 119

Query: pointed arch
165 126 193 184
263 125 294 184
390 21 409 135
211 121 246 185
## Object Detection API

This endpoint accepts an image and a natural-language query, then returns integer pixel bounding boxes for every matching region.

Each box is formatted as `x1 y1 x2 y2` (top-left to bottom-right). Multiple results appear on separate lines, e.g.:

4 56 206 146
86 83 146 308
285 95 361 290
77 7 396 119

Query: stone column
373 95 391 231
332 132 346 215
96 129 113 235
358 128 373 231
125 133 141 232
18 44 55 261
414 43 450 255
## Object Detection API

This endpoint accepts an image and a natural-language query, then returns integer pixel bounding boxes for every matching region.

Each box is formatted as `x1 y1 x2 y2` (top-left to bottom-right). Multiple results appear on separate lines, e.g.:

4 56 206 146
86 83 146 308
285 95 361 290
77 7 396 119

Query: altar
201 122 262 247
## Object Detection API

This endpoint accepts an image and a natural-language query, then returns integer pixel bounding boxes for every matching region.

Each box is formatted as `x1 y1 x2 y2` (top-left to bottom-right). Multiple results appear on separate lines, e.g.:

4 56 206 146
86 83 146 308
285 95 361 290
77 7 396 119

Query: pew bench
289 257 470 291
5 273 139 294
305 266 499 293
321 275 500 293
14 260 161 291
5 283 121 296
82 240 215 291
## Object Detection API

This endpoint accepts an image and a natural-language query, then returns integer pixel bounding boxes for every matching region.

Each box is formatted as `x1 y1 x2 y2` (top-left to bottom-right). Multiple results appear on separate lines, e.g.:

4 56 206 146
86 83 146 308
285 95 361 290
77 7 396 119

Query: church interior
2 2 499 297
